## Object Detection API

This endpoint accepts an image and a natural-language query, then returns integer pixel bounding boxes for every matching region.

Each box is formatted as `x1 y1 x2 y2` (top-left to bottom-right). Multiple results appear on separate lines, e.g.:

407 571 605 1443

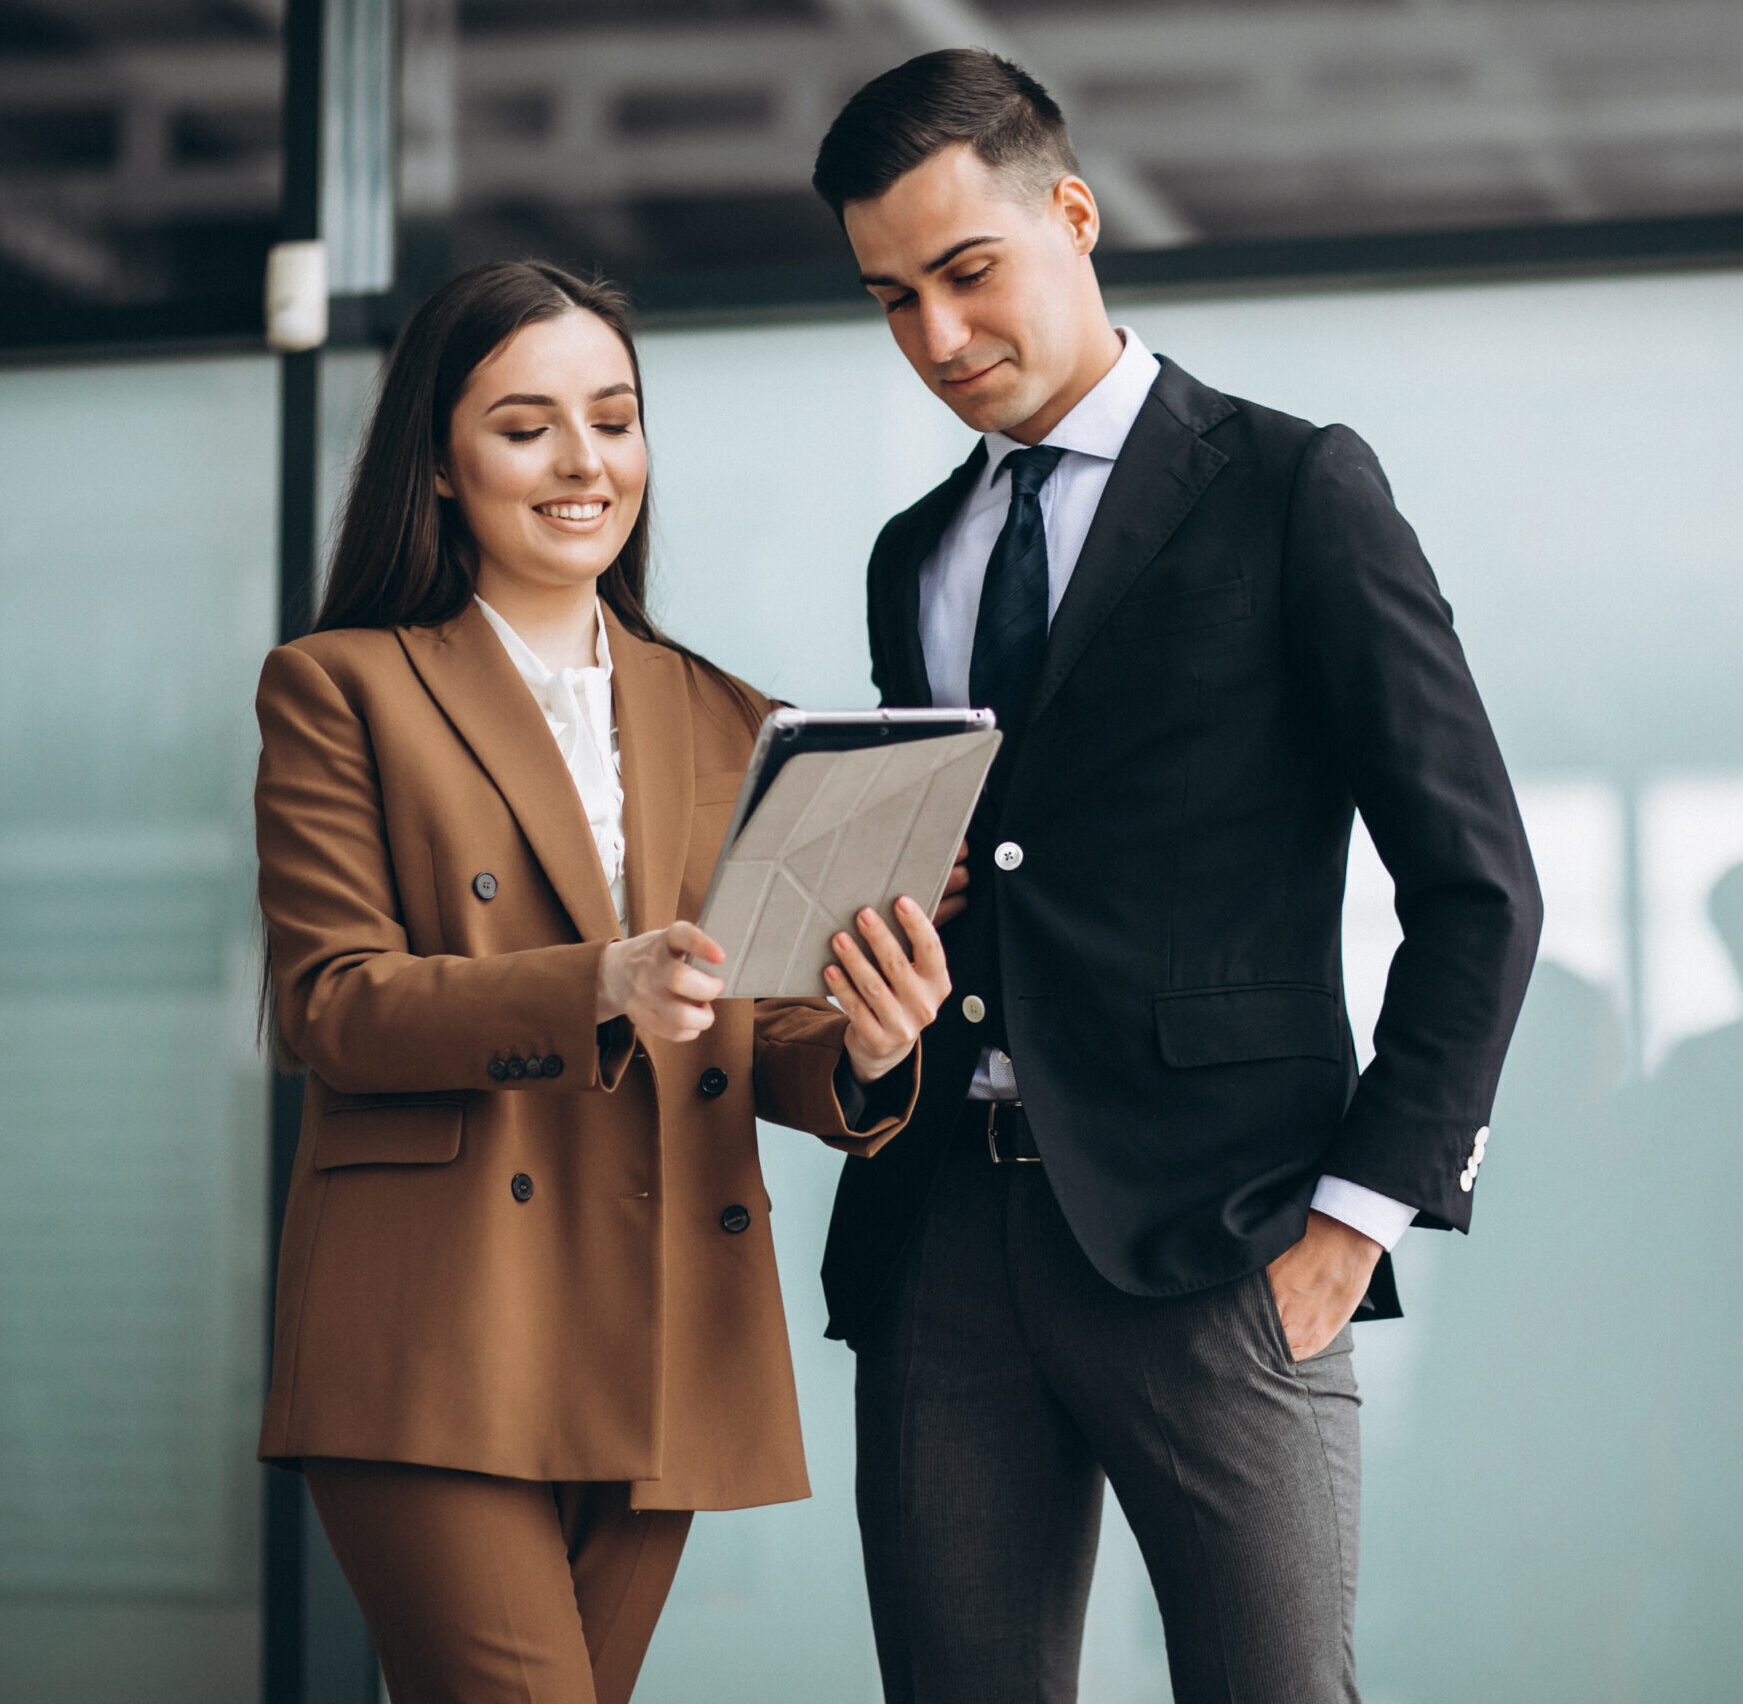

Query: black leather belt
956 1099 1042 1164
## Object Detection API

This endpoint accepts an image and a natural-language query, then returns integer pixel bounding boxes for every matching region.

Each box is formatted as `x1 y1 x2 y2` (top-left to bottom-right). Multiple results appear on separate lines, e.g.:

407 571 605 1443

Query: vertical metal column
264 0 324 1694
266 0 396 1700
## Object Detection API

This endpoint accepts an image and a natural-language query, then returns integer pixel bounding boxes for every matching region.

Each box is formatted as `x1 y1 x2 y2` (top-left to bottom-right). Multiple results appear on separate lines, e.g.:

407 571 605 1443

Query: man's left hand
1265 1210 1383 1362
934 840 970 926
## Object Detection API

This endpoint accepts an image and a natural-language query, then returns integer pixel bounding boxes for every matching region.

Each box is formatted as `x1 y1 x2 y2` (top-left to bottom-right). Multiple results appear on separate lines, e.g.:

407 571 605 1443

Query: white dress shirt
916 329 1416 1252
475 595 627 929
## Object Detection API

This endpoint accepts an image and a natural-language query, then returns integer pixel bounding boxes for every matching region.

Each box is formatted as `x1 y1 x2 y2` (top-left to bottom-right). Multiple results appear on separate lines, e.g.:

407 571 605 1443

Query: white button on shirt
917 329 1416 1252
475 595 628 929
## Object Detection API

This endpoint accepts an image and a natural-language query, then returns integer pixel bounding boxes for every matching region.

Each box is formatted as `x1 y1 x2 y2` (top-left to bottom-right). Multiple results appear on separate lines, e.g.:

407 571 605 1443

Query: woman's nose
554 428 603 481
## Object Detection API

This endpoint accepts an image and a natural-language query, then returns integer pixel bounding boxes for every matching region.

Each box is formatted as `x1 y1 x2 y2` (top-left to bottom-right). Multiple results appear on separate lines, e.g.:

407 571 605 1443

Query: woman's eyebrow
484 383 637 414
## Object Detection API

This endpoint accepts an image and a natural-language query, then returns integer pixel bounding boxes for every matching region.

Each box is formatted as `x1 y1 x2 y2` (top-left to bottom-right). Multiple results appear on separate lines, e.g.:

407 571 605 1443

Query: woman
255 260 947 1703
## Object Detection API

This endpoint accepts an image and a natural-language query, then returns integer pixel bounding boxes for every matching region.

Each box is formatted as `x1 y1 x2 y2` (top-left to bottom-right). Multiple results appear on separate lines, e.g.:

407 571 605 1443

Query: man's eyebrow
484 384 637 414
859 235 1002 289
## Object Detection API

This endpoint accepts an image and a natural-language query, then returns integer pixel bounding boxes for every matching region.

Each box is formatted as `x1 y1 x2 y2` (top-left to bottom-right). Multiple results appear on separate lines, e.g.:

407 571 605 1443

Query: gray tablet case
697 727 1002 997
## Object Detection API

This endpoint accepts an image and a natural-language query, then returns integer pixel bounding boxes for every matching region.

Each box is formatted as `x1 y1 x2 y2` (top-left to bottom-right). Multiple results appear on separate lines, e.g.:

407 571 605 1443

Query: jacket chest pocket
312 1096 465 1169
682 769 749 913
1108 577 1254 645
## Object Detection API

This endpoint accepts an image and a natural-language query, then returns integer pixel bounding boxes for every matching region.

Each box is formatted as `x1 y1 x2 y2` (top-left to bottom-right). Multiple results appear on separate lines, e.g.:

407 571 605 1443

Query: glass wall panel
0 354 279 1703
630 267 1743 1702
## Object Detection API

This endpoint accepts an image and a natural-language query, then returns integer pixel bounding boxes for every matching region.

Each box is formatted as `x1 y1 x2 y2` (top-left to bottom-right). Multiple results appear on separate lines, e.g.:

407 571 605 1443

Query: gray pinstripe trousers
854 1138 1362 1704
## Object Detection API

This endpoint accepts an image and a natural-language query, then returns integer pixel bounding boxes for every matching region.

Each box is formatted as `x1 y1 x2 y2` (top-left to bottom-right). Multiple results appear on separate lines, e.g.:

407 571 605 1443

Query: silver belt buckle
986 1101 1040 1164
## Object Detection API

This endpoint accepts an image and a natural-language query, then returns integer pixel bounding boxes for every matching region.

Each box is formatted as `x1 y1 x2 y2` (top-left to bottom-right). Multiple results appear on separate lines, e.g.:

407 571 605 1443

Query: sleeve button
473 872 498 901
719 1204 751 1234
542 1054 564 1078
505 1056 526 1080
699 1067 729 1099
487 1060 509 1082
511 1172 534 1202
524 1056 544 1078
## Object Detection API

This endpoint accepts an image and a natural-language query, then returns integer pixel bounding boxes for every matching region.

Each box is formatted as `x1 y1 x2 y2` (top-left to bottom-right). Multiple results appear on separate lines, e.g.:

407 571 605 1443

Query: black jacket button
720 1204 751 1235
699 1067 729 1099
505 1056 526 1079
473 872 498 900
488 1059 509 1082
543 1054 564 1078
525 1055 544 1078
511 1172 534 1202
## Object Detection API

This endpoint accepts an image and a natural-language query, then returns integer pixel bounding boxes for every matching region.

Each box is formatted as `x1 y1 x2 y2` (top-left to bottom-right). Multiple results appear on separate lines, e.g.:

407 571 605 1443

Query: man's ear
1056 175 1100 256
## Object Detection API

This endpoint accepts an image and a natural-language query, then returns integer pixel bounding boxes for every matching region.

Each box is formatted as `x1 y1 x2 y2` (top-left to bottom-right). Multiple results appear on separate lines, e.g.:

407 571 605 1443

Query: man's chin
937 380 1037 438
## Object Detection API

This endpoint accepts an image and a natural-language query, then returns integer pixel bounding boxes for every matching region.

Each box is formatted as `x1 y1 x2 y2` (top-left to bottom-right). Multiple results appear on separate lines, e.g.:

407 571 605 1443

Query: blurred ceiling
2 0 1741 308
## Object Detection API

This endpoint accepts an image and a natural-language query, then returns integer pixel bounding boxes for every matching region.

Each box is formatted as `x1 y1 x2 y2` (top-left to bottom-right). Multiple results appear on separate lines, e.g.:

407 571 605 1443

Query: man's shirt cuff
1310 1176 1417 1251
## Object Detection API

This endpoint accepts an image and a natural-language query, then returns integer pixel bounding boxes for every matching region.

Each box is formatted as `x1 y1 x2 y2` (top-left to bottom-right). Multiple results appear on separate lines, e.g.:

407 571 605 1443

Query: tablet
696 707 1000 997
723 707 997 847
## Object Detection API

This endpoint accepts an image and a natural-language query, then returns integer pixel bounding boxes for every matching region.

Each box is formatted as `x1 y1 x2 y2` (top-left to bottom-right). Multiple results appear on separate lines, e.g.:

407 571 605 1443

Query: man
809 49 1543 1704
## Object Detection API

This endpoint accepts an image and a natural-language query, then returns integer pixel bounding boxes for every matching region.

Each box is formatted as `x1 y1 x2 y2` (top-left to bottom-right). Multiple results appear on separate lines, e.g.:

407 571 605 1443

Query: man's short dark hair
812 48 1080 220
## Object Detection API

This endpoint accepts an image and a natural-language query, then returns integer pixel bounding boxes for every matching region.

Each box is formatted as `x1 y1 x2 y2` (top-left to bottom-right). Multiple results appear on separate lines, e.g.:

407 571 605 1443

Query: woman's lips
534 499 608 533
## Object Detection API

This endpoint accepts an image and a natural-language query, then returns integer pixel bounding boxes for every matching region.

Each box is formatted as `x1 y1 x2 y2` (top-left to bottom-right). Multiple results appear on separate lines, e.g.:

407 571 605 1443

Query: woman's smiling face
437 307 646 603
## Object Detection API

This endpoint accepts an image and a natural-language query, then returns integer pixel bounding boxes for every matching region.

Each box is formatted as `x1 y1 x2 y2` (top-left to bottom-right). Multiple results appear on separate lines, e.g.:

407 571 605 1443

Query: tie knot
996 445 1065 499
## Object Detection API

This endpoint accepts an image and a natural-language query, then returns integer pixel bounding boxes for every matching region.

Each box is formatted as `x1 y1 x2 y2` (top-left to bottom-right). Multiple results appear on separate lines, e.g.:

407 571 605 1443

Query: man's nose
916 298 970 368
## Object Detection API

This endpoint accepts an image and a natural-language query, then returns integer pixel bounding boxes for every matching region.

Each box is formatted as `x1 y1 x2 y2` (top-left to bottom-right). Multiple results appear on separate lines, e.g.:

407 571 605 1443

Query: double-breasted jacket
256 601 912 1509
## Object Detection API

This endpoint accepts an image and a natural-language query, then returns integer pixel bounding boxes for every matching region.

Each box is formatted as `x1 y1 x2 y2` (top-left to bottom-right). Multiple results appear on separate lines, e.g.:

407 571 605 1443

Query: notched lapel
1028 364 1234 728
398 604 623 944
877 441 987 708
605 610 694 937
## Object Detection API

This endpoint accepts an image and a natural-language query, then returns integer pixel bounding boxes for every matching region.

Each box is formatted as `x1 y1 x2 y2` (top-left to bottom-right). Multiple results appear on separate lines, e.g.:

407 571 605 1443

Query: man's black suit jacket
821 355 1543 1346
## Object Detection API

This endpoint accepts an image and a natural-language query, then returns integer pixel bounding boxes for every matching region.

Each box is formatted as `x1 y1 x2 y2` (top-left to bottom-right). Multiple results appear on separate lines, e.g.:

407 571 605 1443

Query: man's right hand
598 921 726 1042
934 840 970 926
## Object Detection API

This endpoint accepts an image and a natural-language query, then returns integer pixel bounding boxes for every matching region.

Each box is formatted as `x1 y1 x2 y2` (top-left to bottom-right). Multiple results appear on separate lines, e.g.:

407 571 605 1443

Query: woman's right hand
598 922 726 1043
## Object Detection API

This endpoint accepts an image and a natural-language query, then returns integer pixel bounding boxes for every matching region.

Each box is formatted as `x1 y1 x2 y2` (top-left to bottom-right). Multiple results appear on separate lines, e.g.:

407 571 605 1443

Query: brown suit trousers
306 1460 690 1704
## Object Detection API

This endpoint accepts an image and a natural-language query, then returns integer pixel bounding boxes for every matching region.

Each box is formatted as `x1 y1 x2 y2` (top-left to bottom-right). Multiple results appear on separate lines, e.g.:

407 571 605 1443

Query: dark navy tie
968 444 1066 744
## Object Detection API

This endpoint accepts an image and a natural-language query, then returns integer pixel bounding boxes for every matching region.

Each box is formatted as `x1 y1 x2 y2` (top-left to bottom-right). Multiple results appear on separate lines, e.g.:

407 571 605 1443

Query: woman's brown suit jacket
255 601 914 1511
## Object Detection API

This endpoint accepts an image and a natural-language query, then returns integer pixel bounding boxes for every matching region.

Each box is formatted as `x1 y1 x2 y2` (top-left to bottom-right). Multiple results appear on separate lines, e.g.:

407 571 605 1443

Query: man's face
845 142 1099 441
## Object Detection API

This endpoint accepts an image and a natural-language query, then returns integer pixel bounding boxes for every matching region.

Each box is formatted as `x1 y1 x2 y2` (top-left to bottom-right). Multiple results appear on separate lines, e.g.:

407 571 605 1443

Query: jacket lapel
877 441 988 707
604 608 693 937
1026 359 1233 729
398 602 623 944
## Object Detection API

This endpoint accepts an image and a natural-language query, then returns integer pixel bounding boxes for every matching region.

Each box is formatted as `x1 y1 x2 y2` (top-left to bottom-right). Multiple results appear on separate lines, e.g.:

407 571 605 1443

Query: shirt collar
980 325 1157 477
474 594 613 687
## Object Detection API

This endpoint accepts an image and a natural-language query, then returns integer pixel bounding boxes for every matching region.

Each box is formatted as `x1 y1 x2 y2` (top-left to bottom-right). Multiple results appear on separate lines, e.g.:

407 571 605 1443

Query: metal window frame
2 208 1740 364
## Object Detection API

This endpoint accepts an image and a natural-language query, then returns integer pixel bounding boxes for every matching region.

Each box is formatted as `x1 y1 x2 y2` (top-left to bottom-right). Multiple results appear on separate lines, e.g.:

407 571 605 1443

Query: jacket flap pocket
1153 985 1340 1068
313 1098 464 1169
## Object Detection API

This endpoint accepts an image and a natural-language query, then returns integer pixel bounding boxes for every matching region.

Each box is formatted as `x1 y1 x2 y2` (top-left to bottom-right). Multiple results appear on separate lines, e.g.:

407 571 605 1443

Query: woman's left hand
826 897 950 1083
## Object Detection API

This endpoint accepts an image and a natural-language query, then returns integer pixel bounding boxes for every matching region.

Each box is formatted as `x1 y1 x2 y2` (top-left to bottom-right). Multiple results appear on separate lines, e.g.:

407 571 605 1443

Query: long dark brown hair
314 259 734 700
262 260 755 1056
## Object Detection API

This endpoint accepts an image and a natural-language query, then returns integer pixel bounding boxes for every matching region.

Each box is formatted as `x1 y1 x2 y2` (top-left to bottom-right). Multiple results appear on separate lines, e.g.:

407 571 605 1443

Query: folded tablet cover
698 728 1001 998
